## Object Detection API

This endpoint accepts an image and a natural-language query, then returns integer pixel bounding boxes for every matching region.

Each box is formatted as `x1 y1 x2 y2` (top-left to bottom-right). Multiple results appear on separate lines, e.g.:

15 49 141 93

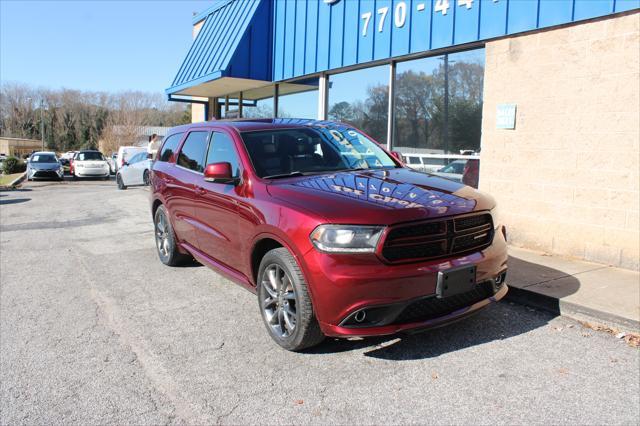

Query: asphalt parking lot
1 178 639 425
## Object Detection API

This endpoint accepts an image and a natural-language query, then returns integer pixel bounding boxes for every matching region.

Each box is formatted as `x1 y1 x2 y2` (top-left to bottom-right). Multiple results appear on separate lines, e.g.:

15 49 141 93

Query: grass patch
0 172 24 186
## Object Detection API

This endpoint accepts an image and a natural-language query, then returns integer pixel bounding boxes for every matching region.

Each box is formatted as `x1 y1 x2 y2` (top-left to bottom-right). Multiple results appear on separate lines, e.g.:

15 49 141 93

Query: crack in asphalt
72 252 208 424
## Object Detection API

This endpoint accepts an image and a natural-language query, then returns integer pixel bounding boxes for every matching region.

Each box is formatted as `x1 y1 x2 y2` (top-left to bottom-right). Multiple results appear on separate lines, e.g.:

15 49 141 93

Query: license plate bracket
436 265 477 299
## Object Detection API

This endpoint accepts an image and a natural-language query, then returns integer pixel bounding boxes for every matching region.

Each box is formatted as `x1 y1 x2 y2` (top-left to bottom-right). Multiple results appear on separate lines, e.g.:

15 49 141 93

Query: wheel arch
250 237 283 286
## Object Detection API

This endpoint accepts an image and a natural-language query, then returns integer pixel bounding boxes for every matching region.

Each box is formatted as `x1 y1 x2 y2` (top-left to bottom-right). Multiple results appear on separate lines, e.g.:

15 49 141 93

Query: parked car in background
116 146 146 173
26 151 64 181
109 153 118 173
402 155 445 174
72 150 110 180
150 119 507 351
462 158 480 188
431 159 467 183
116 151 151 190
58 158 70 174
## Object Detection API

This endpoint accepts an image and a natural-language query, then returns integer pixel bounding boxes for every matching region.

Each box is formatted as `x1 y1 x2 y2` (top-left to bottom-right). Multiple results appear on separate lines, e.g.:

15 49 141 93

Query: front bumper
30 169 63 179
75 168 109 177
302 225 509 337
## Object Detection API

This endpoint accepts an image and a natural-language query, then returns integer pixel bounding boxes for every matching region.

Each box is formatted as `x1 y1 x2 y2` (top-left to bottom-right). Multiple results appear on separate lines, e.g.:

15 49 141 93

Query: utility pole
40 99 45 151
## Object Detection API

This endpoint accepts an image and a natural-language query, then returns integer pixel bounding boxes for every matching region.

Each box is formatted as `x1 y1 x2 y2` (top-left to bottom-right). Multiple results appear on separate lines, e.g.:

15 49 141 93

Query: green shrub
2 156 26 174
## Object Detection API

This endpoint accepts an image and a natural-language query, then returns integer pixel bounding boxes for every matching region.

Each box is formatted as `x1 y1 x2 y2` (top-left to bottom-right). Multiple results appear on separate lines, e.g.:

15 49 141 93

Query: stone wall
480 11 640 270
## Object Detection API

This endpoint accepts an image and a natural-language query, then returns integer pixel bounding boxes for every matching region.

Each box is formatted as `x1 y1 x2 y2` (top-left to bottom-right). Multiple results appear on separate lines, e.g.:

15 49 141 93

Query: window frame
176 130 211 175
157 132 185 163
204 130 242 180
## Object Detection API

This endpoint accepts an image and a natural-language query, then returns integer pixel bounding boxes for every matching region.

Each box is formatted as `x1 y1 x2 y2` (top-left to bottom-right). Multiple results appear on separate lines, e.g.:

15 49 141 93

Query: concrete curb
0 172 27 190
505 285 640 333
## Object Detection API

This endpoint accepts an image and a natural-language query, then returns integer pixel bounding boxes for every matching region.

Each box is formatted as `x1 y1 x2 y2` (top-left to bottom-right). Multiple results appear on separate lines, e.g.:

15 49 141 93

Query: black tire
153 205 190 266
116 174 127 190
143 170 150 186
257 248 324 351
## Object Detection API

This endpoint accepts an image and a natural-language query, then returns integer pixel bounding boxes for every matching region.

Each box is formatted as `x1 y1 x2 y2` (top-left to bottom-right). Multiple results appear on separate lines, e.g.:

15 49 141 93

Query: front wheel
257 248 324 351
143 170 150 186
116 174 126 190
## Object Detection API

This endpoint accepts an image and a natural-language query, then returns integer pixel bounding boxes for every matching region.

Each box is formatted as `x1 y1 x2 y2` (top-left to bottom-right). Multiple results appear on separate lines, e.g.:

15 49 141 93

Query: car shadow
305 260 580 360
0 198 30 205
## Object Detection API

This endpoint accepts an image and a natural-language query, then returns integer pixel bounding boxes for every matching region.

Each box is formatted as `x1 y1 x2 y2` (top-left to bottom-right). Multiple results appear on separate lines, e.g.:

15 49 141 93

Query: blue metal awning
166 0 272 97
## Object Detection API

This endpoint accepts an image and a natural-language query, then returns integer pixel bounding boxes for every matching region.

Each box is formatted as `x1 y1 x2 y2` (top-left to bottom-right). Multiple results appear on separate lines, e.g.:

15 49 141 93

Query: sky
0 0 211 94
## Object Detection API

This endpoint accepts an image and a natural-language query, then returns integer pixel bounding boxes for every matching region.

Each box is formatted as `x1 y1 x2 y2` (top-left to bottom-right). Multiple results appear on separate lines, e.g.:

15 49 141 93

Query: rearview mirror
204 162 237 184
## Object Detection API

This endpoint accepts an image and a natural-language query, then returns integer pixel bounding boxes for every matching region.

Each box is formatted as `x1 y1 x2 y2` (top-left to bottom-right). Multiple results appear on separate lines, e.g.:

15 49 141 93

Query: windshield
30 154 57 163
76 152 104 161
240 126 397 178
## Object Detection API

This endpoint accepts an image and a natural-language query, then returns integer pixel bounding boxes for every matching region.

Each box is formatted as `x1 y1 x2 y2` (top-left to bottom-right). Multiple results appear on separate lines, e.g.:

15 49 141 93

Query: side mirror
147 153 153 160
204 162 237 184
391 151 403 162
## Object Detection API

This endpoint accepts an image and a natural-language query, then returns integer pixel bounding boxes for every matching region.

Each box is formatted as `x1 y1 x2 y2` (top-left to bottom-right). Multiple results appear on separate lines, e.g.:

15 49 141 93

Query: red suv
150 119 508 351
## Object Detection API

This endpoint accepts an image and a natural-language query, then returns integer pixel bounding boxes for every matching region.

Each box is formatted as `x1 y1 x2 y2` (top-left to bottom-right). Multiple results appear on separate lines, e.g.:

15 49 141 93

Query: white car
115 146 146 173
72 150 110 180
116 151 151 190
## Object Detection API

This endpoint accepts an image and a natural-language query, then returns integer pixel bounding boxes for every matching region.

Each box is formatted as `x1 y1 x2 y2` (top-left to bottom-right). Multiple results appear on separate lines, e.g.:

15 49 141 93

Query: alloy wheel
155 211 170 258
261 264 297 338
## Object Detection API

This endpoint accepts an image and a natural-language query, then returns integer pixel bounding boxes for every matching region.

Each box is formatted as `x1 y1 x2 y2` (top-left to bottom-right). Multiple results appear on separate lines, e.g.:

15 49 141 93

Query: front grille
33 170 58 177
392 281 495 324
381 213 493 263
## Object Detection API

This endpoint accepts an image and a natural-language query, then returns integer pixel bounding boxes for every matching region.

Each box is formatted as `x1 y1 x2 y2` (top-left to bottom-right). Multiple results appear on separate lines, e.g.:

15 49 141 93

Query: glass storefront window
277 78 319 119
328 65 389 145
394 48 485 188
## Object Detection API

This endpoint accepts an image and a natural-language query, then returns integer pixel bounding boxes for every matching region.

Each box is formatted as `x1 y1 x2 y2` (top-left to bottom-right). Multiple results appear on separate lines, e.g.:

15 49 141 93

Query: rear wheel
143 170 150 186
116 174 126 190
154 205 190 266
257 248 324 351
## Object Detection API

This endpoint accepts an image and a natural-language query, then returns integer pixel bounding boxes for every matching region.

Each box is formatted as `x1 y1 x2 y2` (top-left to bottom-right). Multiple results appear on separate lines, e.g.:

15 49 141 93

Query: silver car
26 152 64 181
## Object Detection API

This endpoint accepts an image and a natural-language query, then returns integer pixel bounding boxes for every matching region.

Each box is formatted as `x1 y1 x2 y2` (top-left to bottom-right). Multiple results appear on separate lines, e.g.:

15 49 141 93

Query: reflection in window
328 65 389 145
394 49 484 188
394 49 485 155
278 78 319 119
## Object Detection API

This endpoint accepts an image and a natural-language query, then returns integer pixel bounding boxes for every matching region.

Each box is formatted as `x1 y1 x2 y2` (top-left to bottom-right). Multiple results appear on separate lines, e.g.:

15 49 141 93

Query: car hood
266 168 495 225
29 162 60 170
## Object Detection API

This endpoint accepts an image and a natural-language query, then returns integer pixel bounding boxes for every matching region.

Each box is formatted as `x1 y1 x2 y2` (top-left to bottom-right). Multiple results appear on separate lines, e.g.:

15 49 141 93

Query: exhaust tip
354 310 367 323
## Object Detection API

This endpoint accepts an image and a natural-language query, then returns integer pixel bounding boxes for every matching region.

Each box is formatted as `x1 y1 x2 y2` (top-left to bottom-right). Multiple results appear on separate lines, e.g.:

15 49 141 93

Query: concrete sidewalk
506 246 640 333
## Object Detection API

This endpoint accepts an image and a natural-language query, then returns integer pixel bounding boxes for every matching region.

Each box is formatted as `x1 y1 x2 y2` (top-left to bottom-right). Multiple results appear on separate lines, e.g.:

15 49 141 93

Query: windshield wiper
263 171 307 179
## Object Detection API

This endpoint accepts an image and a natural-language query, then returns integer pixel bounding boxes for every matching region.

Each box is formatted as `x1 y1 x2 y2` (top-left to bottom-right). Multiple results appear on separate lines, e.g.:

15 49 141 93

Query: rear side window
206 132 240 178
158 133 184 162
177 131 209 173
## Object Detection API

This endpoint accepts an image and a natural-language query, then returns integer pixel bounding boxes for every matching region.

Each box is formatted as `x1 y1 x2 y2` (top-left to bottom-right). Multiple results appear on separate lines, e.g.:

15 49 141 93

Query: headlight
310 225 385 253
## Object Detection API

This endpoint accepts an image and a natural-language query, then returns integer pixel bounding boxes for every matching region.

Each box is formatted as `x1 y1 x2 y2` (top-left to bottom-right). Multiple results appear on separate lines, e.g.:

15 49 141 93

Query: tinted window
206 132 240 178
77 152 104 161
177 131 209 173
158 133 184 162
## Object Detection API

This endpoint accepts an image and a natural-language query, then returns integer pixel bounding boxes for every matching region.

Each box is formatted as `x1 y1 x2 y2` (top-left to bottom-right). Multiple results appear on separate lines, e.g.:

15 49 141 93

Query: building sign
496 104 517 130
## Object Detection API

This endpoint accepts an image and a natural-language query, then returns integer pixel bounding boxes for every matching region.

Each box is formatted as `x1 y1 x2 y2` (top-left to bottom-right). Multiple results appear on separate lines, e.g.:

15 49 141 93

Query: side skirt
179 242 256 294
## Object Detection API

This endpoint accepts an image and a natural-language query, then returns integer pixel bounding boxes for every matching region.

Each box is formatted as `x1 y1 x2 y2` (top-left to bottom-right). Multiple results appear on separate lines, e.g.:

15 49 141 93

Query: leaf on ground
294 400 304 405
431 372 439 380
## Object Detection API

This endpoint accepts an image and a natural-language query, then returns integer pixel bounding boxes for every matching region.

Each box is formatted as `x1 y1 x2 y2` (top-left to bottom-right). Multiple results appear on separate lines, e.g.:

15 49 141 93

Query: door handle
195 186 206 196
